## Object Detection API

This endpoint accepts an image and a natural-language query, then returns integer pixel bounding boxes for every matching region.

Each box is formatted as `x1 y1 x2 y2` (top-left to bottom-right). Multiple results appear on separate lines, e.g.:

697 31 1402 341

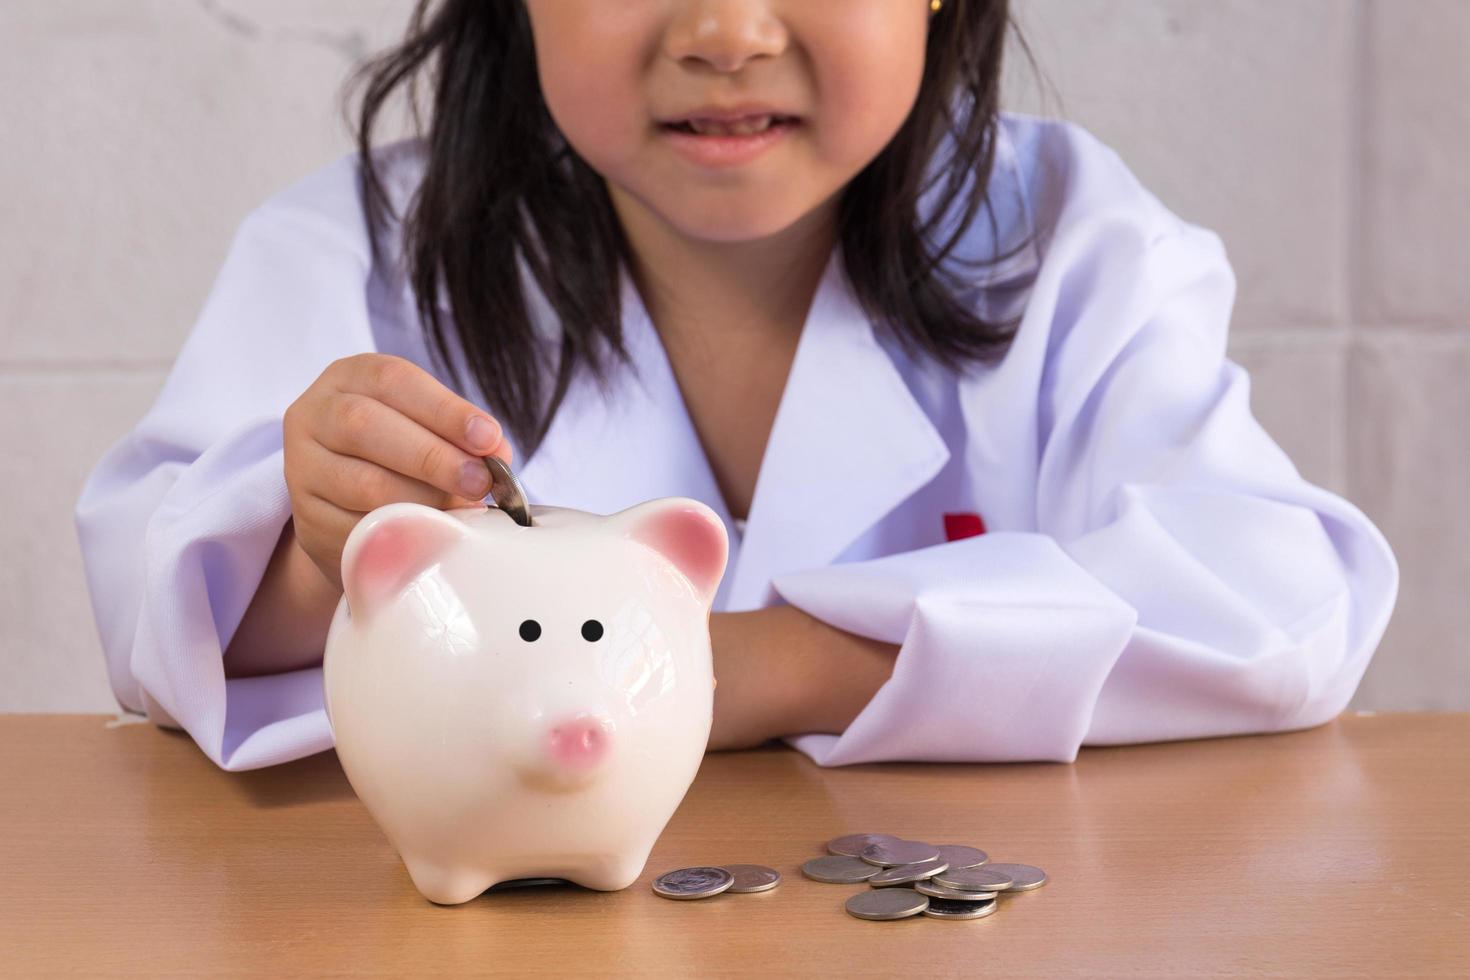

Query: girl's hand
282 353 510 592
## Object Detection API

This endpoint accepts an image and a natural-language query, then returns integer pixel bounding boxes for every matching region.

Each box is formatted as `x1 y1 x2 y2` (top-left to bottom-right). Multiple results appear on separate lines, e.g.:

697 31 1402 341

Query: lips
657 103 802 136
657 119 796 169
663 114 798 136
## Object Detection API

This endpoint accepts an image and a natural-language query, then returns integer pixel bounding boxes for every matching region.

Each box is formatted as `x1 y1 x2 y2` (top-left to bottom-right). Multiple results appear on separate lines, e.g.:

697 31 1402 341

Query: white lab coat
74 111 1400 772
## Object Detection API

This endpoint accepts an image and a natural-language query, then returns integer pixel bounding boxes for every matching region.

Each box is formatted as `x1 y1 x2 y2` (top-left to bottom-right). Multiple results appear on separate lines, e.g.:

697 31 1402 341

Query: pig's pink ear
340 502 473 620
613 498 729 605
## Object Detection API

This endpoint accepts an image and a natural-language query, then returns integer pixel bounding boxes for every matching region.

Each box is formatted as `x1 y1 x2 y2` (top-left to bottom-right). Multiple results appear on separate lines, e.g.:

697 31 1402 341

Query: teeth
687 115 775 136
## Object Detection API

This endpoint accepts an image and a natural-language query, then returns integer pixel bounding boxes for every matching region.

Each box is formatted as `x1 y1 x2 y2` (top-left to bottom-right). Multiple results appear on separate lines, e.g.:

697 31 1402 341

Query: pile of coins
650 834 1045 922
805 833 1046 921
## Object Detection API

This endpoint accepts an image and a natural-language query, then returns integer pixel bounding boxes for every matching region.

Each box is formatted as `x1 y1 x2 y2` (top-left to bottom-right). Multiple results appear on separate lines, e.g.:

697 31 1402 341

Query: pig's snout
546 715 614 770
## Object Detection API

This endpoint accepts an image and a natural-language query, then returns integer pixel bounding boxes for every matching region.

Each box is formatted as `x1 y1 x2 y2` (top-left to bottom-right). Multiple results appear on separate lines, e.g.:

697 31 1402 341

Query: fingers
320 391 497 503
338 354 512 464
299 439 478 513
291 490 365 591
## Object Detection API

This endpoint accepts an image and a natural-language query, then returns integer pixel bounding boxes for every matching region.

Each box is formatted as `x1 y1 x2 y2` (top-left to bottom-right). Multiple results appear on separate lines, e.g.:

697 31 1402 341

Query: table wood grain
2 712 1467 976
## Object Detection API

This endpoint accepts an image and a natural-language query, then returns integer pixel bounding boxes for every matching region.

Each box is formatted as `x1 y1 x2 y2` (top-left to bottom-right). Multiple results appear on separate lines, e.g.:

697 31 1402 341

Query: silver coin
845 889 930 921
482 455 535 528
868 859 949 887
652 866 734 900
914 879 999 902
826 833 901 857
860 840 941 868
984 862 1047 891
801 855 880 884
923 896 998 920
934 866 1014 892
720 864 781 893
932 844 989 869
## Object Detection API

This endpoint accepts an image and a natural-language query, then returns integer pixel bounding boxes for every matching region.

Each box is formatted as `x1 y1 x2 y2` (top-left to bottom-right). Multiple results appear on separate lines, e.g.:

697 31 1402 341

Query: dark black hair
343 0 1041 459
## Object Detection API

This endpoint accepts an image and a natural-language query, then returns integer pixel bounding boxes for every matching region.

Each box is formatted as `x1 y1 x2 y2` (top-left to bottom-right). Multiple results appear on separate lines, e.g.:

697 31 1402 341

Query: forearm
708 604 900 750
222 518 342 679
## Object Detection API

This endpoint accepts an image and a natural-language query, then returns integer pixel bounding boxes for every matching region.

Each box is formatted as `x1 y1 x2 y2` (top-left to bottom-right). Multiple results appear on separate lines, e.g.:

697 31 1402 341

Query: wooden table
3 712 1467 976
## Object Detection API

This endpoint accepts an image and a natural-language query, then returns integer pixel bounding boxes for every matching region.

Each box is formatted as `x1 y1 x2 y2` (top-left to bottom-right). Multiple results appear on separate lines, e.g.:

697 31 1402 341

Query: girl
75 0 1398 772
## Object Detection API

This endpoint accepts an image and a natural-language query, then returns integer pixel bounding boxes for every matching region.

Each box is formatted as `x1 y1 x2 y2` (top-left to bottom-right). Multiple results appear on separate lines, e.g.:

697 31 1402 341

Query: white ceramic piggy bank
322 496 729 905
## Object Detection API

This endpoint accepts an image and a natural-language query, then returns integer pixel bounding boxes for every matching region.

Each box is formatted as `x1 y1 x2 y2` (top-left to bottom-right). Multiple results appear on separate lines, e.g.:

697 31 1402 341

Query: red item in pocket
943 511 986 541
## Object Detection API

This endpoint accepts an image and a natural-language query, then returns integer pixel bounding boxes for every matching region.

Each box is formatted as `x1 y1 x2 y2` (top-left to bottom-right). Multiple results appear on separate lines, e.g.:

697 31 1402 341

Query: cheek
526 0 664 176
807 25 929 170
529 26 645 170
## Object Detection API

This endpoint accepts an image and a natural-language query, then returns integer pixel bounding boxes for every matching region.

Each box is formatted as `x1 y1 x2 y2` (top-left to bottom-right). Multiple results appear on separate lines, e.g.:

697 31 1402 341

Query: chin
603 167 826 246
660 201 816 244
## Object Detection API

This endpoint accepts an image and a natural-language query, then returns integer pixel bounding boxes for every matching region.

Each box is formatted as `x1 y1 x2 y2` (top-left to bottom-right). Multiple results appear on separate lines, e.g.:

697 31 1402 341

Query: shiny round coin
845 889 930 921
868 859 949 887
802 855 881 884
859 840 941 867
983 863 1047 891
826 833 901 857
652 866 734 900
923 896 998 920
932 844 989 869
915 879 999 902
720 864 781 893
934 866 1014 892
483 455 535 528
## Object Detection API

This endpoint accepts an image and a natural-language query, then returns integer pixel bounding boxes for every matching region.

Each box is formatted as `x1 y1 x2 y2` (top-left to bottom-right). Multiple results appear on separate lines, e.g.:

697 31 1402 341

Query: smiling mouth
659 115 801 136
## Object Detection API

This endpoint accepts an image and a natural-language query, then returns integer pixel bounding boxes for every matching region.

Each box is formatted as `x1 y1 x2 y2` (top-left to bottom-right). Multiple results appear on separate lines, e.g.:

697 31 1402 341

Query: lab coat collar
513 245 951 612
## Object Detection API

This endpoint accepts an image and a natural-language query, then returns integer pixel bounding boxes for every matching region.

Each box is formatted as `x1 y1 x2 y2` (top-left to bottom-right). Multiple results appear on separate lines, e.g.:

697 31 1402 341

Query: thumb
446 442 515 511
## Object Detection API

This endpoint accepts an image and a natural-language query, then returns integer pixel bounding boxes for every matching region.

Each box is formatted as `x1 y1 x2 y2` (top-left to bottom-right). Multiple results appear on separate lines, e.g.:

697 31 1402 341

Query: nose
663 1 788 72
546 715 614 769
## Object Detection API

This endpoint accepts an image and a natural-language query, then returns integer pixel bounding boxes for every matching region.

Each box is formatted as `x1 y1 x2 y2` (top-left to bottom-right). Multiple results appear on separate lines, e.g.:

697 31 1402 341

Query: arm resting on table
708 605 900 752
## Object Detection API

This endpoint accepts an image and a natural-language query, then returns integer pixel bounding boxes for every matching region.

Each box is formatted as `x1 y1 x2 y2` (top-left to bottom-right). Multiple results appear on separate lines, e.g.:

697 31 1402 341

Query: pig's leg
570 853 647 891
403 856 495 906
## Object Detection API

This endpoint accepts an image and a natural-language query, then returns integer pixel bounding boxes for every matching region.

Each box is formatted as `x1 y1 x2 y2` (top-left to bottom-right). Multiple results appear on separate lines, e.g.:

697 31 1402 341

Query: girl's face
522 1 933 244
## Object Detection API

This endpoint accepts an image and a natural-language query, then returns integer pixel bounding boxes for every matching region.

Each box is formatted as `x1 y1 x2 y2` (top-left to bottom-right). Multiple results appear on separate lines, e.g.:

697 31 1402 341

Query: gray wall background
2 1 1463 714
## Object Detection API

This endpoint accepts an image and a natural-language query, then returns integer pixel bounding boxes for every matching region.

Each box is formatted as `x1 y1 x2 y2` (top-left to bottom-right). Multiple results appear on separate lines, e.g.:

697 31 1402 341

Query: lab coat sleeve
74 154 381 771
772 220 1400 766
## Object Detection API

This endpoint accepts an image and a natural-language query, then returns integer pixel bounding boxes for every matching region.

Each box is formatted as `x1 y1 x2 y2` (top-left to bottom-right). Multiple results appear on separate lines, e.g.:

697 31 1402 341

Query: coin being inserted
652 866 734 900
482 454 535 528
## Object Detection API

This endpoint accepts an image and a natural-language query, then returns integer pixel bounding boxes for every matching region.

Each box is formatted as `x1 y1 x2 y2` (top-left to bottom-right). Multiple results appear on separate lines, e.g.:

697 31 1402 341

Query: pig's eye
581 619 604 642
518 619 541 642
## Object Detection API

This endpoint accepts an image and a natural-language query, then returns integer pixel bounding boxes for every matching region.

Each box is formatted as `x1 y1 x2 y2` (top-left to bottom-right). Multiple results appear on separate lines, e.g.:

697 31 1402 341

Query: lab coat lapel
726 248 951 610
506 248 951 614
509 267 745 610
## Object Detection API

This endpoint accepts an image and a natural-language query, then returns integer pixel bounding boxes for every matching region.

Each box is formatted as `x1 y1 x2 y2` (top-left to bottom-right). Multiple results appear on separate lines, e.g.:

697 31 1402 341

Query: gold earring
930 0 942 11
